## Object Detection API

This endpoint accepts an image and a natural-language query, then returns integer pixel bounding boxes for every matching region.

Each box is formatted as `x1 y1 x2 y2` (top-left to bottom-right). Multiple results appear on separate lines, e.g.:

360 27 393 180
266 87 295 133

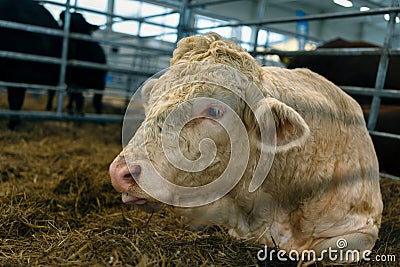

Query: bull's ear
141 79 158 112
255 98 310 153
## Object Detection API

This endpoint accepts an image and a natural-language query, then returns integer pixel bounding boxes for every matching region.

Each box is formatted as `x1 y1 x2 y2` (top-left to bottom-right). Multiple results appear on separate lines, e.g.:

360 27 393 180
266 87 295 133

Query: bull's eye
206 106 223 119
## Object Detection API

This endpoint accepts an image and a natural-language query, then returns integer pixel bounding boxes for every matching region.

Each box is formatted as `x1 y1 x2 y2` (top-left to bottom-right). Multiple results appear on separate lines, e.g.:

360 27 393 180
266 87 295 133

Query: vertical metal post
296 10 308 50
252 0 267 52
177 0 190 41
56 0 71 116
392 27 400 48
185 7 193 36
72 0 78 11
138 1 143 37
357 22 366 40
106 0 115 35
367 0 398 130
138 21 142 37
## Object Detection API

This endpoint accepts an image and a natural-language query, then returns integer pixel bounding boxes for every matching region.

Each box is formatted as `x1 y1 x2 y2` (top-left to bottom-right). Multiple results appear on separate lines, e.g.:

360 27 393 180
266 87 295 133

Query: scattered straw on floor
0 93 399 266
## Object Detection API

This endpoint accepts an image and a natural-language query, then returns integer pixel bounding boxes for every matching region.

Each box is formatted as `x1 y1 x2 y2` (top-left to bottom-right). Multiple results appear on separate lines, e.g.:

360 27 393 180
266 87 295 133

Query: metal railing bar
68 32 173 54
142 0 181 8
63 88 134 97
0 50 162 76
341 86 400 98
369 130 400 141
256 47 400 57
108 52 171 57
44 88 131 99
0 19 61 36
139 31 178 39
1 81 145 96
0 50 61 64
0 20 173 54
189 0 246 8
0 81 60 91
0 110 129 123
0 81 136 98
139 10 178 20
68 59 158 76
195 6 400 30
380 172 400 181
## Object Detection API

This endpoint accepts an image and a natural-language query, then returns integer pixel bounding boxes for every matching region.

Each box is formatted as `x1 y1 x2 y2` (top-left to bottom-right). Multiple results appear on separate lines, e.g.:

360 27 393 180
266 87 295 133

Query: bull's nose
109 156 141 193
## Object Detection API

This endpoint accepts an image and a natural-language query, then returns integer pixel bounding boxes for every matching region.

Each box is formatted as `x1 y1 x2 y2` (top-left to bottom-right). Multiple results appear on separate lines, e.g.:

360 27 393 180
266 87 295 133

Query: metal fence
0 0 174 123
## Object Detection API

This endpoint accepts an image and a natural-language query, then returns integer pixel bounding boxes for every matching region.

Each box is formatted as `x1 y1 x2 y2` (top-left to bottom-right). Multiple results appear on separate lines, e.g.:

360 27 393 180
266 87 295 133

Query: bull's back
262 67 365 125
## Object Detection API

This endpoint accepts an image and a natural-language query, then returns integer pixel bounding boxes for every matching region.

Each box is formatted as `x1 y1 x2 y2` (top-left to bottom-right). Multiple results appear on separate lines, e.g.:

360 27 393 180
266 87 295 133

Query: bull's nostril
130 165 142 179
123 173 133 179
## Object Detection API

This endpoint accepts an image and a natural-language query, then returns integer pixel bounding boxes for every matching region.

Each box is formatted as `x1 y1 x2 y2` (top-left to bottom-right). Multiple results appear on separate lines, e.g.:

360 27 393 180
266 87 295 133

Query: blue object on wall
296 10 308 50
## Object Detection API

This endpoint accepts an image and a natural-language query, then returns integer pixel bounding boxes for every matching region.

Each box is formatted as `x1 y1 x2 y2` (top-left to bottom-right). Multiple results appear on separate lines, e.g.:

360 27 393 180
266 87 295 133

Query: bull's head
109 34 310 212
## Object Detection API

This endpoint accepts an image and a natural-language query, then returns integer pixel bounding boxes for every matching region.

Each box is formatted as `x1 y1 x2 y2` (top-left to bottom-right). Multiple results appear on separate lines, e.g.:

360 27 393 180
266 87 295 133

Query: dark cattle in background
285 38 400 177
0 0 61 129
46 12 107 115
285 38 400 106
364 106 400 177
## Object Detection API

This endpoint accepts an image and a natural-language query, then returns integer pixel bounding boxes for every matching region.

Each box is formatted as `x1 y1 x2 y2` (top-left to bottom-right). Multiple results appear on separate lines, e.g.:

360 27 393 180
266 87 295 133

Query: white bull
109 33 383 264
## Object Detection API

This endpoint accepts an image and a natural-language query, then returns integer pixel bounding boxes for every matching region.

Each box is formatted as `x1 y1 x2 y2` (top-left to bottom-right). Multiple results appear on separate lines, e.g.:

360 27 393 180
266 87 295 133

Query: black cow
0 0 107 129
0 0 61 129
46 11 107 115
285 38 400 106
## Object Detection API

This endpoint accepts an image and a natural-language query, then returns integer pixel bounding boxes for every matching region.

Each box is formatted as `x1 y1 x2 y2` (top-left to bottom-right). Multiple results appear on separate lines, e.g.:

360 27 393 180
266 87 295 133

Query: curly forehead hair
146 82 242 123
142 81 244 151
170 33 264 89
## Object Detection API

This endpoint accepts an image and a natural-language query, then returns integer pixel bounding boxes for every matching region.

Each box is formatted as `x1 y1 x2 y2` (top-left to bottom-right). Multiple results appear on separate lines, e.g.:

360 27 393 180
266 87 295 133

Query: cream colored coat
109 33 383 263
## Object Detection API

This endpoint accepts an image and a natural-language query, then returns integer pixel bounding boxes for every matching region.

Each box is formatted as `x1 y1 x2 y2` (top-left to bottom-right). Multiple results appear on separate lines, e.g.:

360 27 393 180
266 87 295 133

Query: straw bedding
0 93 398 266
